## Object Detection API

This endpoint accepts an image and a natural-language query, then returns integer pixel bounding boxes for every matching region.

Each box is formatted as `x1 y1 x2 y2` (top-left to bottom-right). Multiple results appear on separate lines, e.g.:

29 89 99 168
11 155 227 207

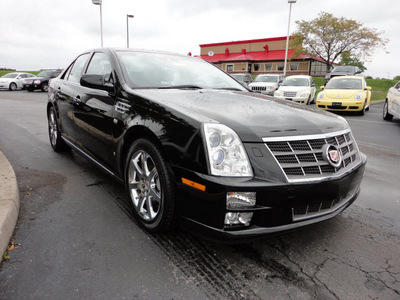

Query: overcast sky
1 0 398 78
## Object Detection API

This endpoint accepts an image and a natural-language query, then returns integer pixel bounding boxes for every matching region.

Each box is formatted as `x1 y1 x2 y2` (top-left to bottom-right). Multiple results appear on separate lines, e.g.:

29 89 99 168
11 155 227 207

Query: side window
86 52 112 82
67 53 90 83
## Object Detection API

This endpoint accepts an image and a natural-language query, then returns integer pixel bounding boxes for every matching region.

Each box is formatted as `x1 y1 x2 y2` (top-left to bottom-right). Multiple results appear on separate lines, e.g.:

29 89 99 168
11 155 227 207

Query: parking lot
0 90 399 299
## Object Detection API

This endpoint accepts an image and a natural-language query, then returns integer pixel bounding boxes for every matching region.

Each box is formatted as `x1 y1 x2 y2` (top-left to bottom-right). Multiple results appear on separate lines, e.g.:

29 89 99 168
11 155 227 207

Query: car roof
285 75 311 79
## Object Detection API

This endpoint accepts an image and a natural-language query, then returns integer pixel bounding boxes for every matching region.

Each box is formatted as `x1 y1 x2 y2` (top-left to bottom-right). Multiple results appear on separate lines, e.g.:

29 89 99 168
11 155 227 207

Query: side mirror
80 74 113 92
366 86 371 91
320 86 325 90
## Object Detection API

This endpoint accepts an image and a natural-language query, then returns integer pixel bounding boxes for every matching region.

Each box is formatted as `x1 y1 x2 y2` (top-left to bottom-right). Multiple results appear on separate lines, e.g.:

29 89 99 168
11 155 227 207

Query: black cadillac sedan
47 48 366 242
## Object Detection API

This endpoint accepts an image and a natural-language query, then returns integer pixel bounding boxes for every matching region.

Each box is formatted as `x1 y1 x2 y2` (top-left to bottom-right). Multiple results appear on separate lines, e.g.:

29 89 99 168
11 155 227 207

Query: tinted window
67 54 90 83
86 52 112 82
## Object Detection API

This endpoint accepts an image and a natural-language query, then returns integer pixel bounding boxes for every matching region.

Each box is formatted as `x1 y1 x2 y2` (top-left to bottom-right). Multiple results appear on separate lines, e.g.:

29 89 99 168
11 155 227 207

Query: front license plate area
332 102 342 107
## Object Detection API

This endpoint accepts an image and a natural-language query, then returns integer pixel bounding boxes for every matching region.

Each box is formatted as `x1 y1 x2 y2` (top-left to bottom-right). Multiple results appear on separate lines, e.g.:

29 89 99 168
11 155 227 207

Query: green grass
313 77 396 101
0 70 41 77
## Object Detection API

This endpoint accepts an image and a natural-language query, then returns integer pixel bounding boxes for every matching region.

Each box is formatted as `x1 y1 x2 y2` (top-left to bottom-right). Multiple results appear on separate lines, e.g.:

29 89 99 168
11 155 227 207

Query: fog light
224 212 253 227
226 192 256 209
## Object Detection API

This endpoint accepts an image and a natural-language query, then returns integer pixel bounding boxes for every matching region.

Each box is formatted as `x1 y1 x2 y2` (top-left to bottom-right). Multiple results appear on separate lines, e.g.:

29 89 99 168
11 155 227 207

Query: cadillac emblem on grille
322 144 342 168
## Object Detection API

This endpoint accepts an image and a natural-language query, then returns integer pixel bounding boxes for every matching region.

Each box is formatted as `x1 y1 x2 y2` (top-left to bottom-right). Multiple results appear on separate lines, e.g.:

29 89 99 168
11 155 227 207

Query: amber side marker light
182 178 206 191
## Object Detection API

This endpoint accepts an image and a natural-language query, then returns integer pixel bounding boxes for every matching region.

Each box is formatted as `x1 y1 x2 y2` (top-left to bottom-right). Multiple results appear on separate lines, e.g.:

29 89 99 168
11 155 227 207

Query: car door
56 53 91 144
392 81 400 116
72 52 116 167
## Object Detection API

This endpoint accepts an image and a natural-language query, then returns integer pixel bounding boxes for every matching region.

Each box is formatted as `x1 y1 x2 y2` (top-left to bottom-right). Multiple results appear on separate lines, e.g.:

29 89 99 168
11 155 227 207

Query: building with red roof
199 36 328 77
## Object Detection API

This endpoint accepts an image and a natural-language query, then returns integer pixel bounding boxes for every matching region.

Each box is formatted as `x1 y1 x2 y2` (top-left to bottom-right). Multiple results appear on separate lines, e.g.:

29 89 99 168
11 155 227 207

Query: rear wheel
383 100 393 121
48 107 69 152
9 82 17 91
125 139 175 233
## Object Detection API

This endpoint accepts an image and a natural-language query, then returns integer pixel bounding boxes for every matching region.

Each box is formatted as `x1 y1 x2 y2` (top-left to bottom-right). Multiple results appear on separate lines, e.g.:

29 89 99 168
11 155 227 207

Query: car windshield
331 66 355 73
325 78 362 90
254 75 278 83
37 71 53 77
231 74 245 81
117 51 246 90
282 77 309 87
2 73 18 78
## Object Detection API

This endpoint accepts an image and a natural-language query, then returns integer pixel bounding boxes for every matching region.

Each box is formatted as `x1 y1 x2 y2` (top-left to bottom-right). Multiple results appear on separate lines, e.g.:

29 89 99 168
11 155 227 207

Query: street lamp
92 0 103 47
126 14 134 48
283 0 296 77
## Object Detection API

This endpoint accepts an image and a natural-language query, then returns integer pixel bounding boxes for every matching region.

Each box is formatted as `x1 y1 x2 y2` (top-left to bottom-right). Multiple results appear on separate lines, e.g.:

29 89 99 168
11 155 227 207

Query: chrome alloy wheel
49 110 58 147
128 150 162 221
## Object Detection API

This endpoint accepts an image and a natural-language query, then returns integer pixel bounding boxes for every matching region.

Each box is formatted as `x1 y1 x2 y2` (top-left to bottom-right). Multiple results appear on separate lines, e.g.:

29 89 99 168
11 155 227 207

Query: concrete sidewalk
0 151 20 256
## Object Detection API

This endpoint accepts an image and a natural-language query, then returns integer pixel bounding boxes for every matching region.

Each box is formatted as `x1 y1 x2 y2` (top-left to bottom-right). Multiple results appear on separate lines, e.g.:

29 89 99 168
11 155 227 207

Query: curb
0 151 19 256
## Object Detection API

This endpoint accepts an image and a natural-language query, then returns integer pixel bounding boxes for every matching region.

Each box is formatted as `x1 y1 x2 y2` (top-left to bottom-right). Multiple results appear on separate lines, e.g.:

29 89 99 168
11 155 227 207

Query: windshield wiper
156 85 202 90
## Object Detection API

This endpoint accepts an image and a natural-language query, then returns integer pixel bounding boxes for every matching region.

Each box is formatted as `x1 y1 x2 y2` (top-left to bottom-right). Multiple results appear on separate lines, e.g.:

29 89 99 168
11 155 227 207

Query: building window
290 63 299 71
253 64 260 72
277 63 284 71
265 63 273 71
227 65 233 72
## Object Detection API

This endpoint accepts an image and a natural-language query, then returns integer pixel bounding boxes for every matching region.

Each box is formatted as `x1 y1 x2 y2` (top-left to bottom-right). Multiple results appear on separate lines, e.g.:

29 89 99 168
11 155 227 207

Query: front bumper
317 99 365 111
275 95 309 104
173 153 366 243
23 83 40 90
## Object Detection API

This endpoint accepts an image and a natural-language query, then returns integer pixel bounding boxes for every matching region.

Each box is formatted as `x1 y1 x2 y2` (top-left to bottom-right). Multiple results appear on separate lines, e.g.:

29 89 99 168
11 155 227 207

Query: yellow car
316 76 371 115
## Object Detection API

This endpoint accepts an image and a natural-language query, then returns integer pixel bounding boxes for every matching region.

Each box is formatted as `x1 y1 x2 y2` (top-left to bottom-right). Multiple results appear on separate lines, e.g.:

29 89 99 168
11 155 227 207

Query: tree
339 51 367 72
291 12 388 72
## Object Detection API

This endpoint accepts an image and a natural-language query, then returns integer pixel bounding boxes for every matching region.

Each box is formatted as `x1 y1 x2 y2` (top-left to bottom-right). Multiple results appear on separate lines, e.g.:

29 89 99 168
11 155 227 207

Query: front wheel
9 82 17 91
48 107 69 152
383 100 393 121
125 139 175 233
41 83 49 92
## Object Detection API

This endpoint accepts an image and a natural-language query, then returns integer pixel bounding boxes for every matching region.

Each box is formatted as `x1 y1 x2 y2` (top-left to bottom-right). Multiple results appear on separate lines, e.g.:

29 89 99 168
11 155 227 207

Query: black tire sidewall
124 139 175 232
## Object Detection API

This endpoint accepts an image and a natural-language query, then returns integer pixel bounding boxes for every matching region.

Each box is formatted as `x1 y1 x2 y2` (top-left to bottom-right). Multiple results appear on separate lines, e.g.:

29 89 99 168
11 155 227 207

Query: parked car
316 76 371 115
47 48 366 242
274 75 316 104
324 66 363 84
0 72 36 91
383 80 400 121
230 73 253 87
248 73 284 95
23 69 62 92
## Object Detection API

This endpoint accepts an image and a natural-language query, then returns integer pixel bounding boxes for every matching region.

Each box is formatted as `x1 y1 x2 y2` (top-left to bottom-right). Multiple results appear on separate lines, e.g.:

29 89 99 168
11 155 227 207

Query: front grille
284 91 297 97
263 130 361 182
251 86 267 92
292 187 358 221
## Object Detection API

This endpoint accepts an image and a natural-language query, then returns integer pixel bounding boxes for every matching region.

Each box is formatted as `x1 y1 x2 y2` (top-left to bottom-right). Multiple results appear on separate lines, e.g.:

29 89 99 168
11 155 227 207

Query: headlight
265 86 273 91
274 90 282 97
299 91 310 98
34 80 41 84
354 94 363 100
203 123 253 177
318 92 325 99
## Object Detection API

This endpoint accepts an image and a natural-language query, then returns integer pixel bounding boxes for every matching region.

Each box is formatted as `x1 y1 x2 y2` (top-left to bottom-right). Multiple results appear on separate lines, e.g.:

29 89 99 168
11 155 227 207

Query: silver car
0 72 36 91
383 80 400 121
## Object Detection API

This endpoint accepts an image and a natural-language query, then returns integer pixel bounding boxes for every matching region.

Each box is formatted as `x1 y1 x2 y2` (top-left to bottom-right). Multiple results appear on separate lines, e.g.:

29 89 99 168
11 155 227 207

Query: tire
125 139 175 233
48 107 69 152
41 83 49 92
9 82 17 91
383 100 393 121
358 102 366 116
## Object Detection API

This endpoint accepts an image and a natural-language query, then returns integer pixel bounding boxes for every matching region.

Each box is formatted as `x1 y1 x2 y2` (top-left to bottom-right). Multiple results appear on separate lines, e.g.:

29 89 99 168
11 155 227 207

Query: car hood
277 86 311 92
323 89 363 99
131 89 349 142
249 82 277 87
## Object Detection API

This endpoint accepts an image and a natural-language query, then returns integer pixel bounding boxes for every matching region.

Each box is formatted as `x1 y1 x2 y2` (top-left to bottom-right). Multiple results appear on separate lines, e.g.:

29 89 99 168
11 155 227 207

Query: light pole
92 0 103 47
283 0 296 77
126 14 134 48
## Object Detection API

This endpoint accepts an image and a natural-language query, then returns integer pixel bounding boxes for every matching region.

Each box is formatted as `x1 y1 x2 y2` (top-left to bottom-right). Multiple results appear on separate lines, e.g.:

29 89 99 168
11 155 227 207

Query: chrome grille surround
263 129 362 183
